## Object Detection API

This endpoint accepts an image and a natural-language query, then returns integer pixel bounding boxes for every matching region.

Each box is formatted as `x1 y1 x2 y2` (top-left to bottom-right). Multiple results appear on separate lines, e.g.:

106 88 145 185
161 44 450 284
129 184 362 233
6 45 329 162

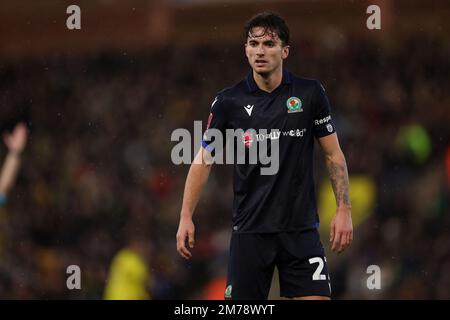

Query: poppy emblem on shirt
242 131 254 148
286 97 303 113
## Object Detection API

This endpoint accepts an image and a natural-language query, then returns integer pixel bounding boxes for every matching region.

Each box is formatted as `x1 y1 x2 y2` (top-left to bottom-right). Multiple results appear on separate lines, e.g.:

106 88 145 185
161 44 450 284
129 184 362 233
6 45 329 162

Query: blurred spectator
103 222 153 300
0 122 28 206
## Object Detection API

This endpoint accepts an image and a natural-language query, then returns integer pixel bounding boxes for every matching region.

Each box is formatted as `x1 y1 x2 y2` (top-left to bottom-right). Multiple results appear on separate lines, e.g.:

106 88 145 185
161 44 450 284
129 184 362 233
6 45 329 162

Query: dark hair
244 12 290 46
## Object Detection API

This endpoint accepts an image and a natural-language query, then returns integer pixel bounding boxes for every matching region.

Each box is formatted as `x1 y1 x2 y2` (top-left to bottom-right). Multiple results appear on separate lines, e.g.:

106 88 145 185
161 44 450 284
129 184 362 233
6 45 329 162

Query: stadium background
0 0 449 299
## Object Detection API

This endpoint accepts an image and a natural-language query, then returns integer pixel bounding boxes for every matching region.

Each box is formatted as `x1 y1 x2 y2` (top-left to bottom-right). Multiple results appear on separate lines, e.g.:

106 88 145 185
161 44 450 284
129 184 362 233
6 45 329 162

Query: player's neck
252 67 283 93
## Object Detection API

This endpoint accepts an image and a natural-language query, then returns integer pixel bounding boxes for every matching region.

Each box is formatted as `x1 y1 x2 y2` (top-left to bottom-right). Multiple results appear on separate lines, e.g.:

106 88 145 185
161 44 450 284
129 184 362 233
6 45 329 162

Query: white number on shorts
308 257 327 280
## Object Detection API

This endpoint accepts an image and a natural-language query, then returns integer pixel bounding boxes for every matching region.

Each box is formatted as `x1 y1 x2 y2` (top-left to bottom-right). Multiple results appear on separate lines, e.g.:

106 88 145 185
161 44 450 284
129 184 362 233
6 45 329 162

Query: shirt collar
246 68 291 93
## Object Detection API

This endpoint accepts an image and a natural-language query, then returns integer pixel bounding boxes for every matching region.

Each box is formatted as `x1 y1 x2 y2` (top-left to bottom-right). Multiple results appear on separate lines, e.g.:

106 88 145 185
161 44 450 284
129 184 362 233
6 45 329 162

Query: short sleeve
312 81 336 138
202 94 227 152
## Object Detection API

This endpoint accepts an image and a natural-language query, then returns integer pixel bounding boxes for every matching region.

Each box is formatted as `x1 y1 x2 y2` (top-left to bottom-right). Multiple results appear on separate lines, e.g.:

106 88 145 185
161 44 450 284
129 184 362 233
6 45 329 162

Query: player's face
245 27 289 76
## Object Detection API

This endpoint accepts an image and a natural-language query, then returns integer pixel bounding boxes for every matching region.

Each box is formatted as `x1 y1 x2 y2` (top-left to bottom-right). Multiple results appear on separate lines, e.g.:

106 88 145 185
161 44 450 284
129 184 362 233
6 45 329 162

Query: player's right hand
176 216 195 259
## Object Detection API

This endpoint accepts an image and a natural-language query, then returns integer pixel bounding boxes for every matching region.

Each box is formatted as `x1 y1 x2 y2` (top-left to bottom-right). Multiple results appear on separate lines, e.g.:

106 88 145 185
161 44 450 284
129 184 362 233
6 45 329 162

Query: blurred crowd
0 31 449 299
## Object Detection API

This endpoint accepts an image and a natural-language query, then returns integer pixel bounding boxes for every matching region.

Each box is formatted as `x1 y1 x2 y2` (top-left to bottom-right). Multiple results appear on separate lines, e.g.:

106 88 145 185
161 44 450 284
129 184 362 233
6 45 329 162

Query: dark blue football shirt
202 69 336 233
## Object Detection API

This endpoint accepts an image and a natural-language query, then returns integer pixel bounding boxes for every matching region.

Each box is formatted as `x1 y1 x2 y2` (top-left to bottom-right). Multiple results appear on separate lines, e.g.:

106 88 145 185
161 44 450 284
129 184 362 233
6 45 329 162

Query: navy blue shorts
225 229 331 300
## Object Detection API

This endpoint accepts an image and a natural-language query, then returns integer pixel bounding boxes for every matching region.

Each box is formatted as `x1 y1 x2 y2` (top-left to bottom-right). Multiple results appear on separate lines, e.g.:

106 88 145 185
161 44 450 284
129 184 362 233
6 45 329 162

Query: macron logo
244 105 254 116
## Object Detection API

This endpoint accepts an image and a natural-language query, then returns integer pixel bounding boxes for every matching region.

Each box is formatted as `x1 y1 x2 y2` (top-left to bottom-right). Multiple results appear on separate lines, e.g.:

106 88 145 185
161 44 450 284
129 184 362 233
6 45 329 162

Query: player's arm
318 133 353 254
176 94 227 259
0 122 28 201
176 148 214 259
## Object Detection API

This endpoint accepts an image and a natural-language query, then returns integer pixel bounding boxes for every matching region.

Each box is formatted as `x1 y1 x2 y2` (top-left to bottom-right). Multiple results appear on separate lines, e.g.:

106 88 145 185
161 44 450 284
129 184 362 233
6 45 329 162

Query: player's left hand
330 205 353 254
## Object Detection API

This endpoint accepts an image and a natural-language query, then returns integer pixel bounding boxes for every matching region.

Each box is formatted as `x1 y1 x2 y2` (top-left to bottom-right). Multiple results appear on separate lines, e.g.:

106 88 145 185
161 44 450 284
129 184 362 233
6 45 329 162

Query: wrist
180 210 193 220
8 150 21 158
336 204 352 213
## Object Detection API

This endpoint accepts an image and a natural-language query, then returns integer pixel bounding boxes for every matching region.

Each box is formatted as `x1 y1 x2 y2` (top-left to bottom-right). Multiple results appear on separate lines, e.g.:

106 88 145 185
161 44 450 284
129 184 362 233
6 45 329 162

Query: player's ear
244 43 250 58
282 45 290 59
